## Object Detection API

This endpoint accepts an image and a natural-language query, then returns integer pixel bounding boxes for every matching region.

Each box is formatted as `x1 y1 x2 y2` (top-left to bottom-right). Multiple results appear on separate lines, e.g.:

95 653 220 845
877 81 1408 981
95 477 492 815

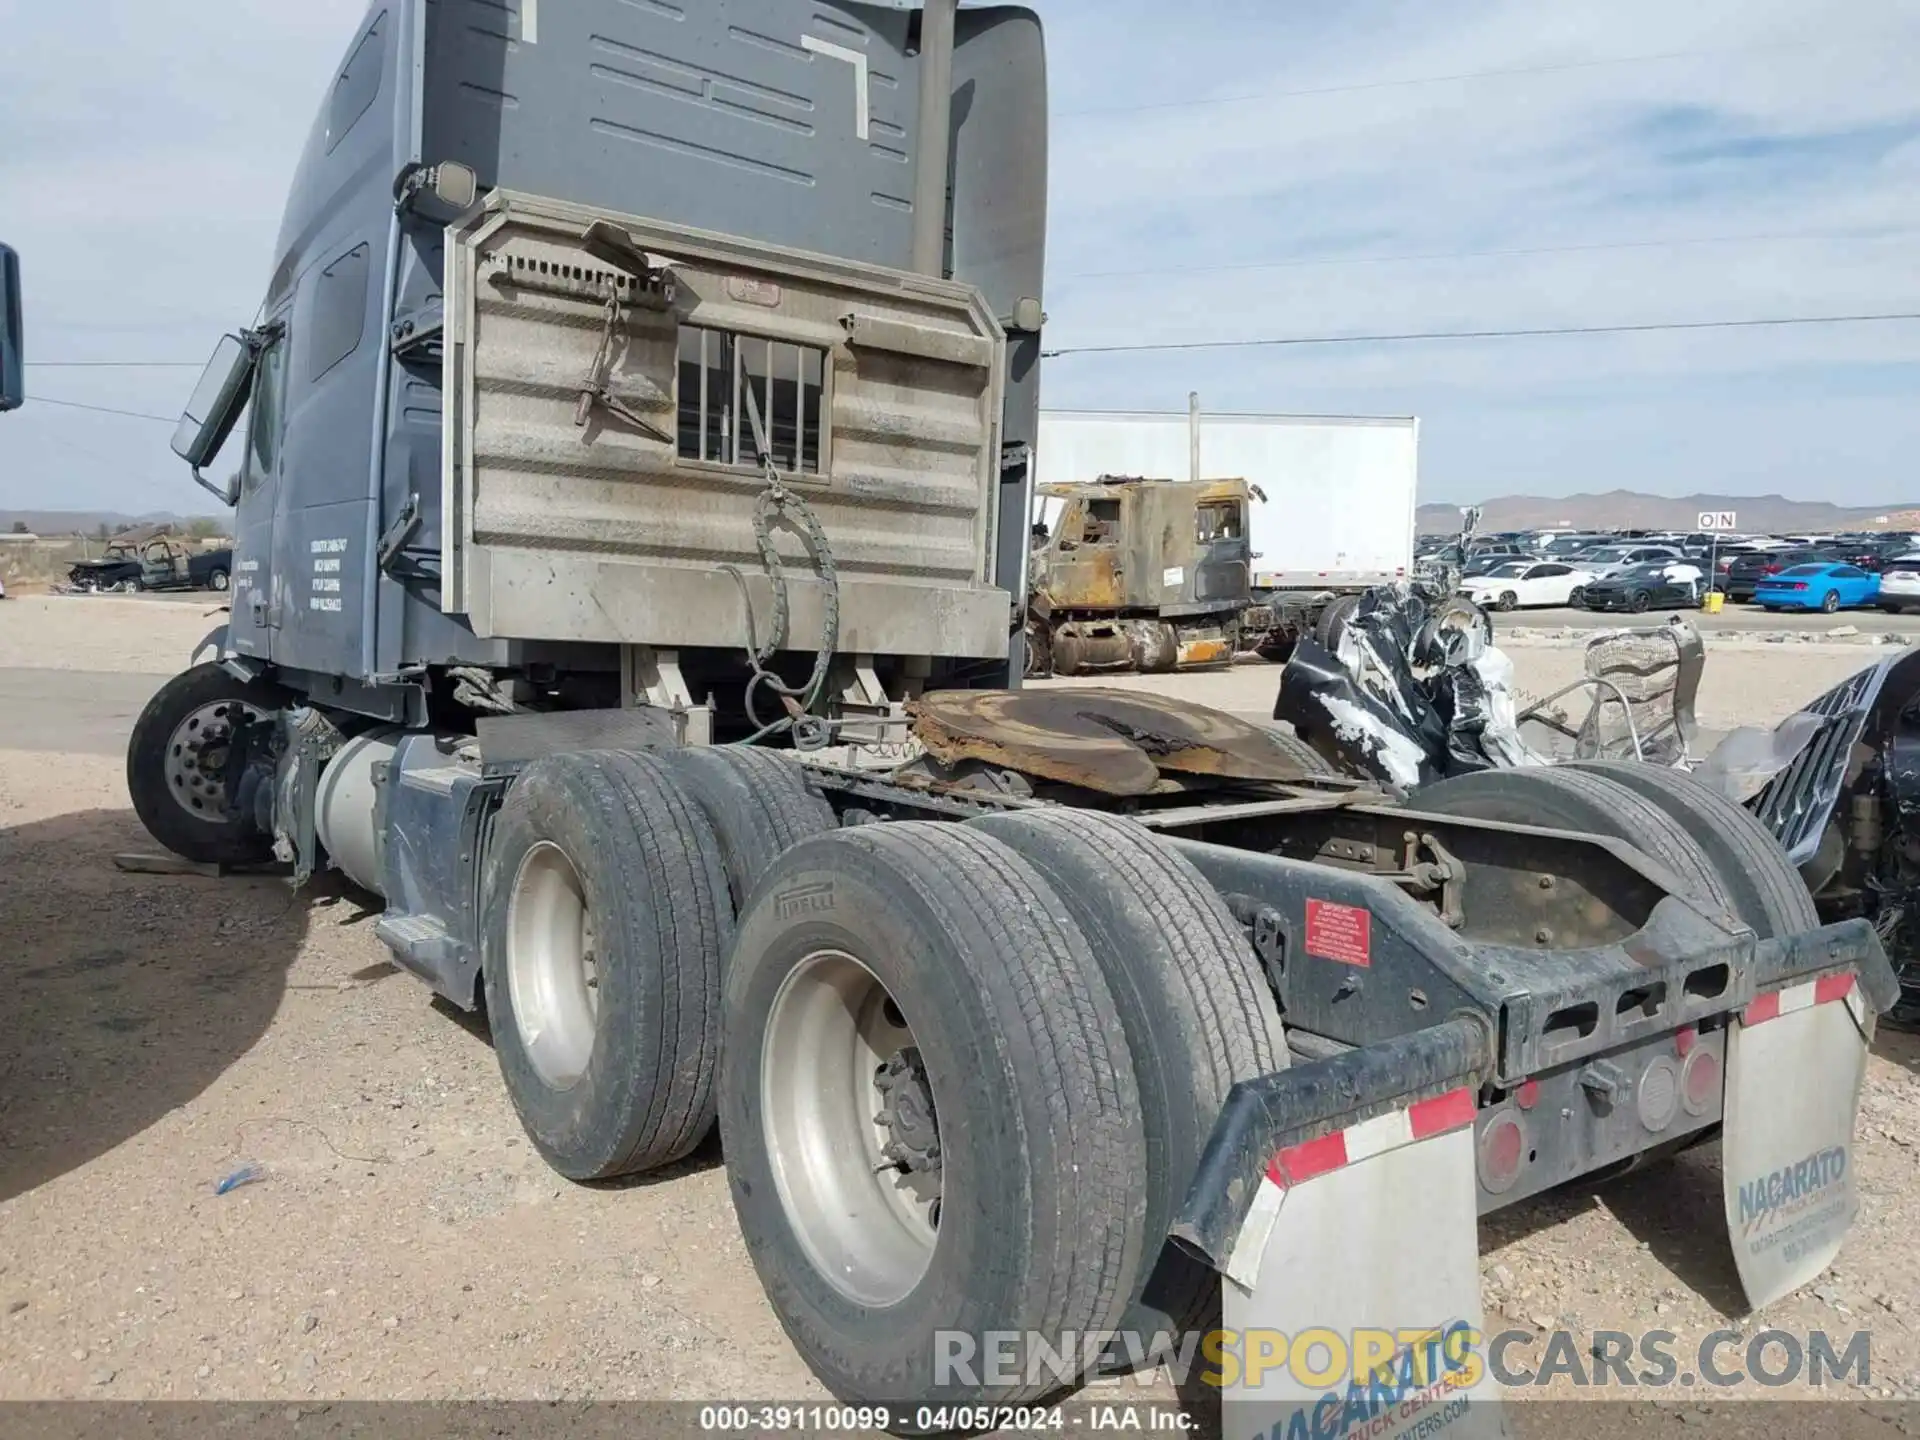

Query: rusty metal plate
906 687 1328 796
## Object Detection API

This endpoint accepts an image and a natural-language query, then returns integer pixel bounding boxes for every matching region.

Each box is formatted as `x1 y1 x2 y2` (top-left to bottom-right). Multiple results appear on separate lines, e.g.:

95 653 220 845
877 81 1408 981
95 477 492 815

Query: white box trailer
1036 409 1419 592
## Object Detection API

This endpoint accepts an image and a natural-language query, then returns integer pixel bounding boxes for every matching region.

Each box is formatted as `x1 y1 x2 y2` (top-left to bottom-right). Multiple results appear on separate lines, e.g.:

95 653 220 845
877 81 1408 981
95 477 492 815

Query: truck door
1193 497 1252 604
226 328 289 660
1043 497 1126 611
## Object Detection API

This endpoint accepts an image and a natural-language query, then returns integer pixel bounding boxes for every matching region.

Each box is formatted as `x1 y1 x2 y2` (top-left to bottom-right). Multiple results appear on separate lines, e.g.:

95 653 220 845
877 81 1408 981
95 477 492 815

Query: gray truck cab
170 0 1048 732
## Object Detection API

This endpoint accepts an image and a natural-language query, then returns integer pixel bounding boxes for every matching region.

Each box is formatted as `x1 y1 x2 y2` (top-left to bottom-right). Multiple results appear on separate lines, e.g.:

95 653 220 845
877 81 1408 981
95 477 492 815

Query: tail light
1764 563 1783 574
1785 582 1807 591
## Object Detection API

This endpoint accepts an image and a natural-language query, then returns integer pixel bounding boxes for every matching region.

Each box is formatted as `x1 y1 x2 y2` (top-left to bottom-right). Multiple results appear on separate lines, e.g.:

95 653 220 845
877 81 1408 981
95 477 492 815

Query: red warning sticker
1305 899 1371 967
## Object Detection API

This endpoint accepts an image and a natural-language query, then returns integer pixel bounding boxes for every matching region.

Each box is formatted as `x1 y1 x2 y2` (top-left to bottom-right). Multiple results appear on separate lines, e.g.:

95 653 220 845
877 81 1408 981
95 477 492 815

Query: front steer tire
480 750 730 1180
126 662 286 866
720 823 1146 1408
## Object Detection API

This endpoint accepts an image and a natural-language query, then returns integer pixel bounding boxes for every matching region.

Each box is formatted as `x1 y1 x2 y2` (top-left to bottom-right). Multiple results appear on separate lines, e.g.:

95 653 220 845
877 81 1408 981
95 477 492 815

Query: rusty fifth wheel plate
906 687 1326 796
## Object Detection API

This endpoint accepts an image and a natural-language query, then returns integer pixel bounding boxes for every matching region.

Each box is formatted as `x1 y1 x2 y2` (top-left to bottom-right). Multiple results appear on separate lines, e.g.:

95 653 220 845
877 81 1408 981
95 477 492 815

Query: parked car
1568 543 1684 579
1458 548 1534 578
1878 555 1920 613
1576 562 1702 613
1458 560 1594 610
1535 532 1610 559
1755 563 1879 614
1723 547 1836 602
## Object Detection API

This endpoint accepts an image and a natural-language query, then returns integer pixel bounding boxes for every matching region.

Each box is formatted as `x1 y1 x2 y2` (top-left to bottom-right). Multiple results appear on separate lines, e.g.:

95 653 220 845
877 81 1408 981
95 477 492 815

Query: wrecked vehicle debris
1745 648 1920 1026
1274 581 1519 788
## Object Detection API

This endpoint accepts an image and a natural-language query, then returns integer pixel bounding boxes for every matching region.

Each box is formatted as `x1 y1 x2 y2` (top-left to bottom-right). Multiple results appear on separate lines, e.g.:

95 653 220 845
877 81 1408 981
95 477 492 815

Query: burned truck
1026 475 1251 676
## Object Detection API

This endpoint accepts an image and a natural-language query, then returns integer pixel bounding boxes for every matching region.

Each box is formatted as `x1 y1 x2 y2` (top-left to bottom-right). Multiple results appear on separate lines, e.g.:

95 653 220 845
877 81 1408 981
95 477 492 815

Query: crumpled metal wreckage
1275 582 1918 1022
1274 582 1542 790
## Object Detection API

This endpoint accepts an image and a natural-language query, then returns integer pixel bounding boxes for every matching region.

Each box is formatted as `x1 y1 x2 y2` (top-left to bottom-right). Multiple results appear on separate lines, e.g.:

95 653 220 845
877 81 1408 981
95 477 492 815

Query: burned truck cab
1027 476 1254 676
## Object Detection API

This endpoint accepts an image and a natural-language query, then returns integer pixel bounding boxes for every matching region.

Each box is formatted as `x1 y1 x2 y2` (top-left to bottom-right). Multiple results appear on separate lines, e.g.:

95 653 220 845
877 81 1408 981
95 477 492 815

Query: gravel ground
0 598 1915 1420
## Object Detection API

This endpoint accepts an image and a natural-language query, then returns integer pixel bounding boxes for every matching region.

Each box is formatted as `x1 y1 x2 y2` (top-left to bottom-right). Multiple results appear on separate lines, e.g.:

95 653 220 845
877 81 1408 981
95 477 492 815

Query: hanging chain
723 382 841 748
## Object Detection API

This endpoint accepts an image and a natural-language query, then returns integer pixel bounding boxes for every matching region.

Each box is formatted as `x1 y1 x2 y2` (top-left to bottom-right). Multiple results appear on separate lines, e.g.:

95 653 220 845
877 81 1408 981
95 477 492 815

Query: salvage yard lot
1 595 1917 1416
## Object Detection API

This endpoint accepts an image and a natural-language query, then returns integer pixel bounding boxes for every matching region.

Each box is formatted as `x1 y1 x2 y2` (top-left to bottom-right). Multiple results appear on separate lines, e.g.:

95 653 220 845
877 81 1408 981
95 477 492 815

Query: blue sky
4 0 1919 512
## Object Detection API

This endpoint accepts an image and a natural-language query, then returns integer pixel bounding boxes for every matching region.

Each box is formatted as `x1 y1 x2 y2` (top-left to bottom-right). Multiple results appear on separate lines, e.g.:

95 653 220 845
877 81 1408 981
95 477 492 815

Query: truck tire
968 809 1284 1352
1051 628 1088 677
1409 767 1738 919
655 746 836 911
206 568 230 592
480 750 730 1180
126 662 285 865
1562 761 1818 939
1256 721 1340 778
1315 594 1360 651
720 823 1145 1406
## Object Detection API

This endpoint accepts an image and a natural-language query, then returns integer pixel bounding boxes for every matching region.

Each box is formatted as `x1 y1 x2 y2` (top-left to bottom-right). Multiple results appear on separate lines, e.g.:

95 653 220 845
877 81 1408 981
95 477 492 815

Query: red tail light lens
1786 582 1807 591
1764 563 1783 574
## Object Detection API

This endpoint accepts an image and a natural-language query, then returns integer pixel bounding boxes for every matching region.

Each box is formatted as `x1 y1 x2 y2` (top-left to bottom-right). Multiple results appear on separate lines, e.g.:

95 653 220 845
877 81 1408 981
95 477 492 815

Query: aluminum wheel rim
506 841 600 1089
163 698 262 823
762 949 941 1306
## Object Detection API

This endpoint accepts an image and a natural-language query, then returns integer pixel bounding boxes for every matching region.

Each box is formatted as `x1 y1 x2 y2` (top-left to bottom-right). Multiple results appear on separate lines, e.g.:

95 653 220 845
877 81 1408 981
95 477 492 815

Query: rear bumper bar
1174 916 1894 1279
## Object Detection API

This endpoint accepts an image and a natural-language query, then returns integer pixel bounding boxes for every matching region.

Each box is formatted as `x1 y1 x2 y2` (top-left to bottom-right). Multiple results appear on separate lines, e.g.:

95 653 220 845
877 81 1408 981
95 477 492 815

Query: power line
25 360 202 369
25 396 178 423
1054 35 1870 118
1057 227 1920 283
1041 311 1920 358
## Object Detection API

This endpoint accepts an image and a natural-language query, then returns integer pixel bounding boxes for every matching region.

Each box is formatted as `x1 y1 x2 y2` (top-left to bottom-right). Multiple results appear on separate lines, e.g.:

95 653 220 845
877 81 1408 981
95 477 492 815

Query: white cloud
1037 0 1920 503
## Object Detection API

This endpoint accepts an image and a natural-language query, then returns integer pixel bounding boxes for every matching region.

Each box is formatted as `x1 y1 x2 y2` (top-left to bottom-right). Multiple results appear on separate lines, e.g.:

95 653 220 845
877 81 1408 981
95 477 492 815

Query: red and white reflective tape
1742 972 1854 1027
1225 1087 1479 1290
1266 1087 1478 1189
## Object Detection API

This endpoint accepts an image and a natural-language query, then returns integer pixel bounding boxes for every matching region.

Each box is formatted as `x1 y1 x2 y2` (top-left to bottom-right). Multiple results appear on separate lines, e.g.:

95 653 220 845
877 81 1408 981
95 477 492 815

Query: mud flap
1722 973 1870 1309
1220 1091 1508 1440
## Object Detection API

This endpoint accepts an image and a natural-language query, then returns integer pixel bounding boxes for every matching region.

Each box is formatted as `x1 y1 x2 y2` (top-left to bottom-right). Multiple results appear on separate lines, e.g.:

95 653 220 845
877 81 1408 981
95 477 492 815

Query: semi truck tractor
123 4 1893 1436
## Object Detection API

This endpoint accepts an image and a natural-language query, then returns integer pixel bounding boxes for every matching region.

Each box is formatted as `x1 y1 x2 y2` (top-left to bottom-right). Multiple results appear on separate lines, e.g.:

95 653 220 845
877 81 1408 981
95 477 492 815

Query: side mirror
432 161 478 210
0 244 21 414
172 333 259 505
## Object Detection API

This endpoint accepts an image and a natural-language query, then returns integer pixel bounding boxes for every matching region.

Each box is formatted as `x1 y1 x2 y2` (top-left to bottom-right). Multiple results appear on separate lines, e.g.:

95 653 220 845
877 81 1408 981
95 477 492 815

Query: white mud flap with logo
1221 1088 1508 1440
1723 973 1870 1309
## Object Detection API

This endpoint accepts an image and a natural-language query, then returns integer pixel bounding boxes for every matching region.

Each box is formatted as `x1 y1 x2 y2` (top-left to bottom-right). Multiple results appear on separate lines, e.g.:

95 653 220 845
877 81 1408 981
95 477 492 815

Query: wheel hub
874 1046 941 1173
163 700 263 822
760 950 943 1306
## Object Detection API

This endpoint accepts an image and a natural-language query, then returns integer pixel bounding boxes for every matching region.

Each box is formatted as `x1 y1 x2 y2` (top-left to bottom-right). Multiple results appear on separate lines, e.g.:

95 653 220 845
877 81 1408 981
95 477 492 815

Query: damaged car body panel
1274 581 1513 789
1747 649 1920 1024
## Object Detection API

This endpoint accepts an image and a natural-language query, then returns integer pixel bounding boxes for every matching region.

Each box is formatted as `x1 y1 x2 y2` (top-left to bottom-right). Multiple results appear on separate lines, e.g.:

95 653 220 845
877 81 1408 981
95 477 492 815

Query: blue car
1754 562 1879 613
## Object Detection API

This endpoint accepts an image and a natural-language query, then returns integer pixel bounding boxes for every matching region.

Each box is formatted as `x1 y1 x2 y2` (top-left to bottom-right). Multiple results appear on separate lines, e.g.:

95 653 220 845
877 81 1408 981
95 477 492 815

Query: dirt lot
1 595 1916 1416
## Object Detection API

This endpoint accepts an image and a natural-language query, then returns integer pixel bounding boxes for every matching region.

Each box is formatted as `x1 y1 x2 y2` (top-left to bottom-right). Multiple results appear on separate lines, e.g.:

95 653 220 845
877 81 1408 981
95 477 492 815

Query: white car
1878 554 1920 612
1460 560 1595 610
1568 543 1685 579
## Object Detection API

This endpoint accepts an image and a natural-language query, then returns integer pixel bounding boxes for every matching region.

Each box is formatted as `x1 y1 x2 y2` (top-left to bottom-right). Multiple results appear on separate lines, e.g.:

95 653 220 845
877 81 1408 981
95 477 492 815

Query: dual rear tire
481 745 1285 1408
721 812 1284 1405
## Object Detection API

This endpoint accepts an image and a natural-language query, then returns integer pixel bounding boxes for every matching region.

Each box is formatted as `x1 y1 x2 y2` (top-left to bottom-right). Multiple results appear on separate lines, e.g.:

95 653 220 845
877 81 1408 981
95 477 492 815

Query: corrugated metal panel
444 190 1010 658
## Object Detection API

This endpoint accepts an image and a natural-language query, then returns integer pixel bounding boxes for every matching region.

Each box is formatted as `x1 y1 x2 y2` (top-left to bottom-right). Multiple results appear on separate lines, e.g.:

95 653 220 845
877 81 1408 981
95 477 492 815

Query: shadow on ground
1481 1137 1749 1318
1873 1023 1920 1079
0 807 311 1205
